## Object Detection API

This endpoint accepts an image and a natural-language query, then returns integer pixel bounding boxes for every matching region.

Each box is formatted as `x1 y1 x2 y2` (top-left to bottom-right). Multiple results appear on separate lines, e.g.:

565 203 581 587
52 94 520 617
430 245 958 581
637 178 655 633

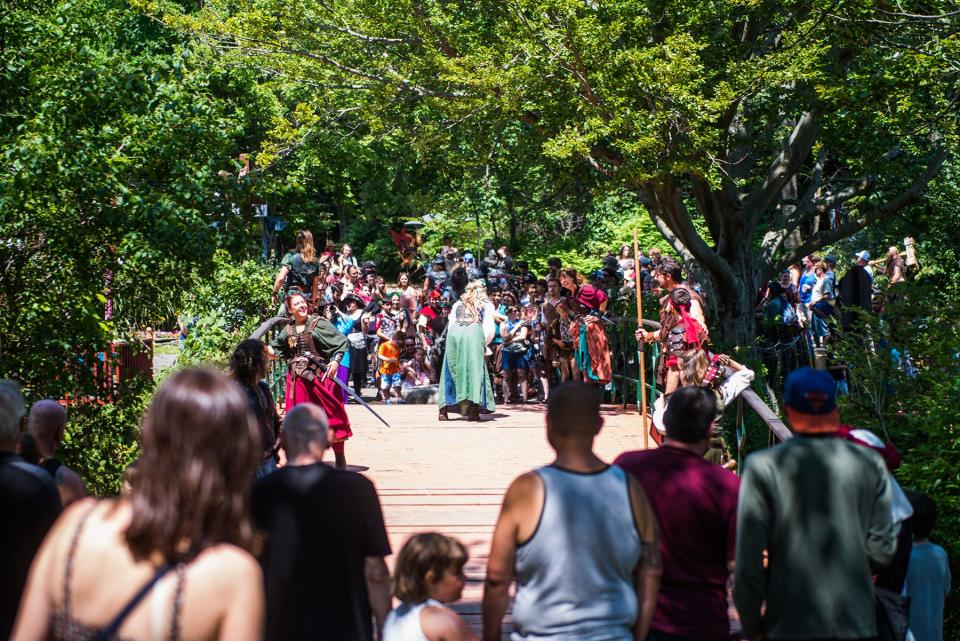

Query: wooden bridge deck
339 401 650 638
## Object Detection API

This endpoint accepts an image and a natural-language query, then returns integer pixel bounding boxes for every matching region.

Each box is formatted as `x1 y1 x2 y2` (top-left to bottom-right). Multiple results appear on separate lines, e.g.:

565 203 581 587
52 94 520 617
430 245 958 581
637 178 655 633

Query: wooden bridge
341 401 650 638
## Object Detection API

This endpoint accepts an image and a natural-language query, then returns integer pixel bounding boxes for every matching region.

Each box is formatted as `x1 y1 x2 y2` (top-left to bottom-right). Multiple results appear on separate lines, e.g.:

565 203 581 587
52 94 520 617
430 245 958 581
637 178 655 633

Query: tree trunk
711 271 757 347
698 246 758 348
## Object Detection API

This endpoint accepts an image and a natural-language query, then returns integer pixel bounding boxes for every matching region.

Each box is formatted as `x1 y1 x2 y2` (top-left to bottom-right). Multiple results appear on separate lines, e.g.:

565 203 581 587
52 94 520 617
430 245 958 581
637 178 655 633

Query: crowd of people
2 370 950 641
755 245 910 349
1 230 944 641
265 230 715 416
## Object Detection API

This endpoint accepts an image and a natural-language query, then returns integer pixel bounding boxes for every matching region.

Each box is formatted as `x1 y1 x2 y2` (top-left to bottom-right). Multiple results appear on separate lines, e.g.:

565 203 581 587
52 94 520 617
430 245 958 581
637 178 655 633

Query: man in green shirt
734 367 896 641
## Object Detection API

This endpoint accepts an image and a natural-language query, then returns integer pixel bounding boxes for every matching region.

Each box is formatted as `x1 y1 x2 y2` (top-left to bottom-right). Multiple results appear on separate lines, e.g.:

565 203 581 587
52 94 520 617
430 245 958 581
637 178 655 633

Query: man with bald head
27 399 86 506
252 403 391 641
1 382 61 639
483 382 662 641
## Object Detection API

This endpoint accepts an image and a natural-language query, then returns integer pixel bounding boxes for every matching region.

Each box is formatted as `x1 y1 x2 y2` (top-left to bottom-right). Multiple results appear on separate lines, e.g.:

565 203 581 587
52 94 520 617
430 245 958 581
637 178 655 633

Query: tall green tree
0 0 274 395
152 0 958 342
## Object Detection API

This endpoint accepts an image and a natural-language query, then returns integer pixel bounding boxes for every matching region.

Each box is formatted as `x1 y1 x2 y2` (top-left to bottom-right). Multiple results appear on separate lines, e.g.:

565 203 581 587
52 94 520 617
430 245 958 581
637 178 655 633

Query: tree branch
773 147 947 272
637 181 740 294
742 109 821 232
690 173 723 247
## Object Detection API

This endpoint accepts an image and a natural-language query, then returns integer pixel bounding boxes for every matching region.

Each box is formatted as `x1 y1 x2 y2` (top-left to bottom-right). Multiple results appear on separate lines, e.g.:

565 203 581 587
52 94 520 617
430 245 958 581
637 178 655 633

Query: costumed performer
267 292 352 468
651 351 754 468
558 268 612 385
438 281 496 421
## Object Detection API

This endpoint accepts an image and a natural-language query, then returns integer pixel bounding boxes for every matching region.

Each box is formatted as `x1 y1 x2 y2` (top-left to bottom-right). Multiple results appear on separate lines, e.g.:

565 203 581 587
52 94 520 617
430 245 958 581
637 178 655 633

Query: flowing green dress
439 300 496 415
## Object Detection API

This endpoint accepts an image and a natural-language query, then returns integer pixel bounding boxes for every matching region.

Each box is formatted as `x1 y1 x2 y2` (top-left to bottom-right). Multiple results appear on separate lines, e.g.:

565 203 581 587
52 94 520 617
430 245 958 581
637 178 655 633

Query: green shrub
178 250 274 367
832 281 960 634
58 377 152 496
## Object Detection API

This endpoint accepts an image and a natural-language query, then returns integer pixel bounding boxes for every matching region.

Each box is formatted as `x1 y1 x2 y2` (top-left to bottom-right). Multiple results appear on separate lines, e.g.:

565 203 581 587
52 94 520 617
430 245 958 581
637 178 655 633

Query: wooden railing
249 316 289 403
602 316 794 468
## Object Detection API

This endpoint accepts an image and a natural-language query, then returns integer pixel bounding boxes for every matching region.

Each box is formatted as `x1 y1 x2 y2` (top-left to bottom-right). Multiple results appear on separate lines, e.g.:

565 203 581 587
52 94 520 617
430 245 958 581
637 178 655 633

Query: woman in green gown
438 281 496 421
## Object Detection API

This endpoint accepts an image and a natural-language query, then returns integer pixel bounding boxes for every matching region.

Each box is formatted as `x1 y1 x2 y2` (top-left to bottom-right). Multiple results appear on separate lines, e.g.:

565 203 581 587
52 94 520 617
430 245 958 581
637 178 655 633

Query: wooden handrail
604 315 794 445
741 388 794 441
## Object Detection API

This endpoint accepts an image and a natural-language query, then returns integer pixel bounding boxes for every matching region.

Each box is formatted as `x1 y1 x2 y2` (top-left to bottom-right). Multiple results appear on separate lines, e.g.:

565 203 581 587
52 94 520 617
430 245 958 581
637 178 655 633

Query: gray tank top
511 465 641 641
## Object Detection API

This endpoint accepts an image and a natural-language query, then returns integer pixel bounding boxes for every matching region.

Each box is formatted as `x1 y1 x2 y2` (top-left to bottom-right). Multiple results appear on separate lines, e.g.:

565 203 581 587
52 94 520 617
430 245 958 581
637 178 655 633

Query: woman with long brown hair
271 230 321 308
11 369 264 641
268 292 352 468
558 268 612 385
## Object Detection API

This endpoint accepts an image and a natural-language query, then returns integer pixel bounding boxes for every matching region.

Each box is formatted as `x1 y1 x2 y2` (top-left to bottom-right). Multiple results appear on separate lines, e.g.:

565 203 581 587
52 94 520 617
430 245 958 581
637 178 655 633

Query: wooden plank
340 402 650 639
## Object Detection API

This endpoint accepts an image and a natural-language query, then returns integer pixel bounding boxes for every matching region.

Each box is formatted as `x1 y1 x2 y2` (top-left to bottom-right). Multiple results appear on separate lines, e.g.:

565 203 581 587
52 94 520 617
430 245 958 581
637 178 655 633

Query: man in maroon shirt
615 386 740 641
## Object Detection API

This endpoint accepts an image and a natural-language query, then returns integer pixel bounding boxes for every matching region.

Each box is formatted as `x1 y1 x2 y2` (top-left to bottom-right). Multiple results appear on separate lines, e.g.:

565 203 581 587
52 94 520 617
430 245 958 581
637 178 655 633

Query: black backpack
286 253 319 292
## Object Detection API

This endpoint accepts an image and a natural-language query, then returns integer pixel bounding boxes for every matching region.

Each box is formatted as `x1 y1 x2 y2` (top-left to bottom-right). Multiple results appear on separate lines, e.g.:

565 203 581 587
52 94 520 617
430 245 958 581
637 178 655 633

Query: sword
323 370 392 429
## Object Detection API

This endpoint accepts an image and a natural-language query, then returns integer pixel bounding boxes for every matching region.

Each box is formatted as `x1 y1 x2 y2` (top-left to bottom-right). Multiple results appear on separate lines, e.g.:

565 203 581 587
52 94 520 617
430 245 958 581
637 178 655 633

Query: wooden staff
633 229 648 448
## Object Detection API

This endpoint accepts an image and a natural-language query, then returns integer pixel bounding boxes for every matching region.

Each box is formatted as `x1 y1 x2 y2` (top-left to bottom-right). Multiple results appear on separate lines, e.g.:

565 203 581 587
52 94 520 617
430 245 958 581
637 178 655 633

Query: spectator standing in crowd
272 229 321 309
549 300 578 382
735 367 896 641
797 254 819 326
839 253 875 328
1 381 61 641
338 243 358 269
378 293 410 343
615 386 740 641
855 250 874 280
384 533 478 641
499 306 530 404
229 339 282 478
884 245 906 284
638 256 654 292
905 491 951 641
515 261 537 287
343 294 370 399
808 261 835 348
23 400 86 506
424 257 450 296
11 369 264 641
397 272 419 309
483 382 661 641
824 254 838 291
647 246 663 271
617 244 635 282
253 404 391 641
379 330 405 405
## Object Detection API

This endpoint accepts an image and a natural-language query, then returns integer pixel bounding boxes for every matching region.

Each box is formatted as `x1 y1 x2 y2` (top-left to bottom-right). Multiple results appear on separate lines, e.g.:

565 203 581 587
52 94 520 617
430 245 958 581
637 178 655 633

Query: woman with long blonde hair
438 280 496 421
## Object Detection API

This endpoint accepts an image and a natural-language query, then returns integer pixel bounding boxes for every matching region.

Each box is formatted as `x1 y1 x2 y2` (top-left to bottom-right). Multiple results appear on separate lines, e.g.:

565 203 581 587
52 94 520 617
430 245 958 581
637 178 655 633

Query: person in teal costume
438 281 496 421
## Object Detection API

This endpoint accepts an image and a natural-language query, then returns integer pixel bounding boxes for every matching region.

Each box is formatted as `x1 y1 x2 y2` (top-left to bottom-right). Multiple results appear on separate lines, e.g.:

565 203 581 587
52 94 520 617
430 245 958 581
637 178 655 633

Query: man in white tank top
482 383 662 641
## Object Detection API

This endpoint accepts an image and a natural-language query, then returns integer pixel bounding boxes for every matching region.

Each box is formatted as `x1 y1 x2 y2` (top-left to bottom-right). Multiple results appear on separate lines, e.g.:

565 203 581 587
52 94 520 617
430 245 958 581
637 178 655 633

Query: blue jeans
501 349 528 370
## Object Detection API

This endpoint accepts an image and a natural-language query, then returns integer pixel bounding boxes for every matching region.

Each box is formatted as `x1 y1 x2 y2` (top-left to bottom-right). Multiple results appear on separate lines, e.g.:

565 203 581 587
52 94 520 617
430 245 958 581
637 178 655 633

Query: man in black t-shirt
252 404 391 641
26 400 87 506
1 381 61 640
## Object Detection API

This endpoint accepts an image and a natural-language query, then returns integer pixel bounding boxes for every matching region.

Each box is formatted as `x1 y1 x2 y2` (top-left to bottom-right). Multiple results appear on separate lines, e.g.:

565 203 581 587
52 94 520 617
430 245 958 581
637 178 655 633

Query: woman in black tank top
9 369 265 641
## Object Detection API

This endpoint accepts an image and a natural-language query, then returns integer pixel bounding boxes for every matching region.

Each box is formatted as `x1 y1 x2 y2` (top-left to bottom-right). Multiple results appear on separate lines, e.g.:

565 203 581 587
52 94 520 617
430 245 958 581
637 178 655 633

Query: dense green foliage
178 250 274 367
0 0 278 398
2 0 959 627
144 0 959 342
